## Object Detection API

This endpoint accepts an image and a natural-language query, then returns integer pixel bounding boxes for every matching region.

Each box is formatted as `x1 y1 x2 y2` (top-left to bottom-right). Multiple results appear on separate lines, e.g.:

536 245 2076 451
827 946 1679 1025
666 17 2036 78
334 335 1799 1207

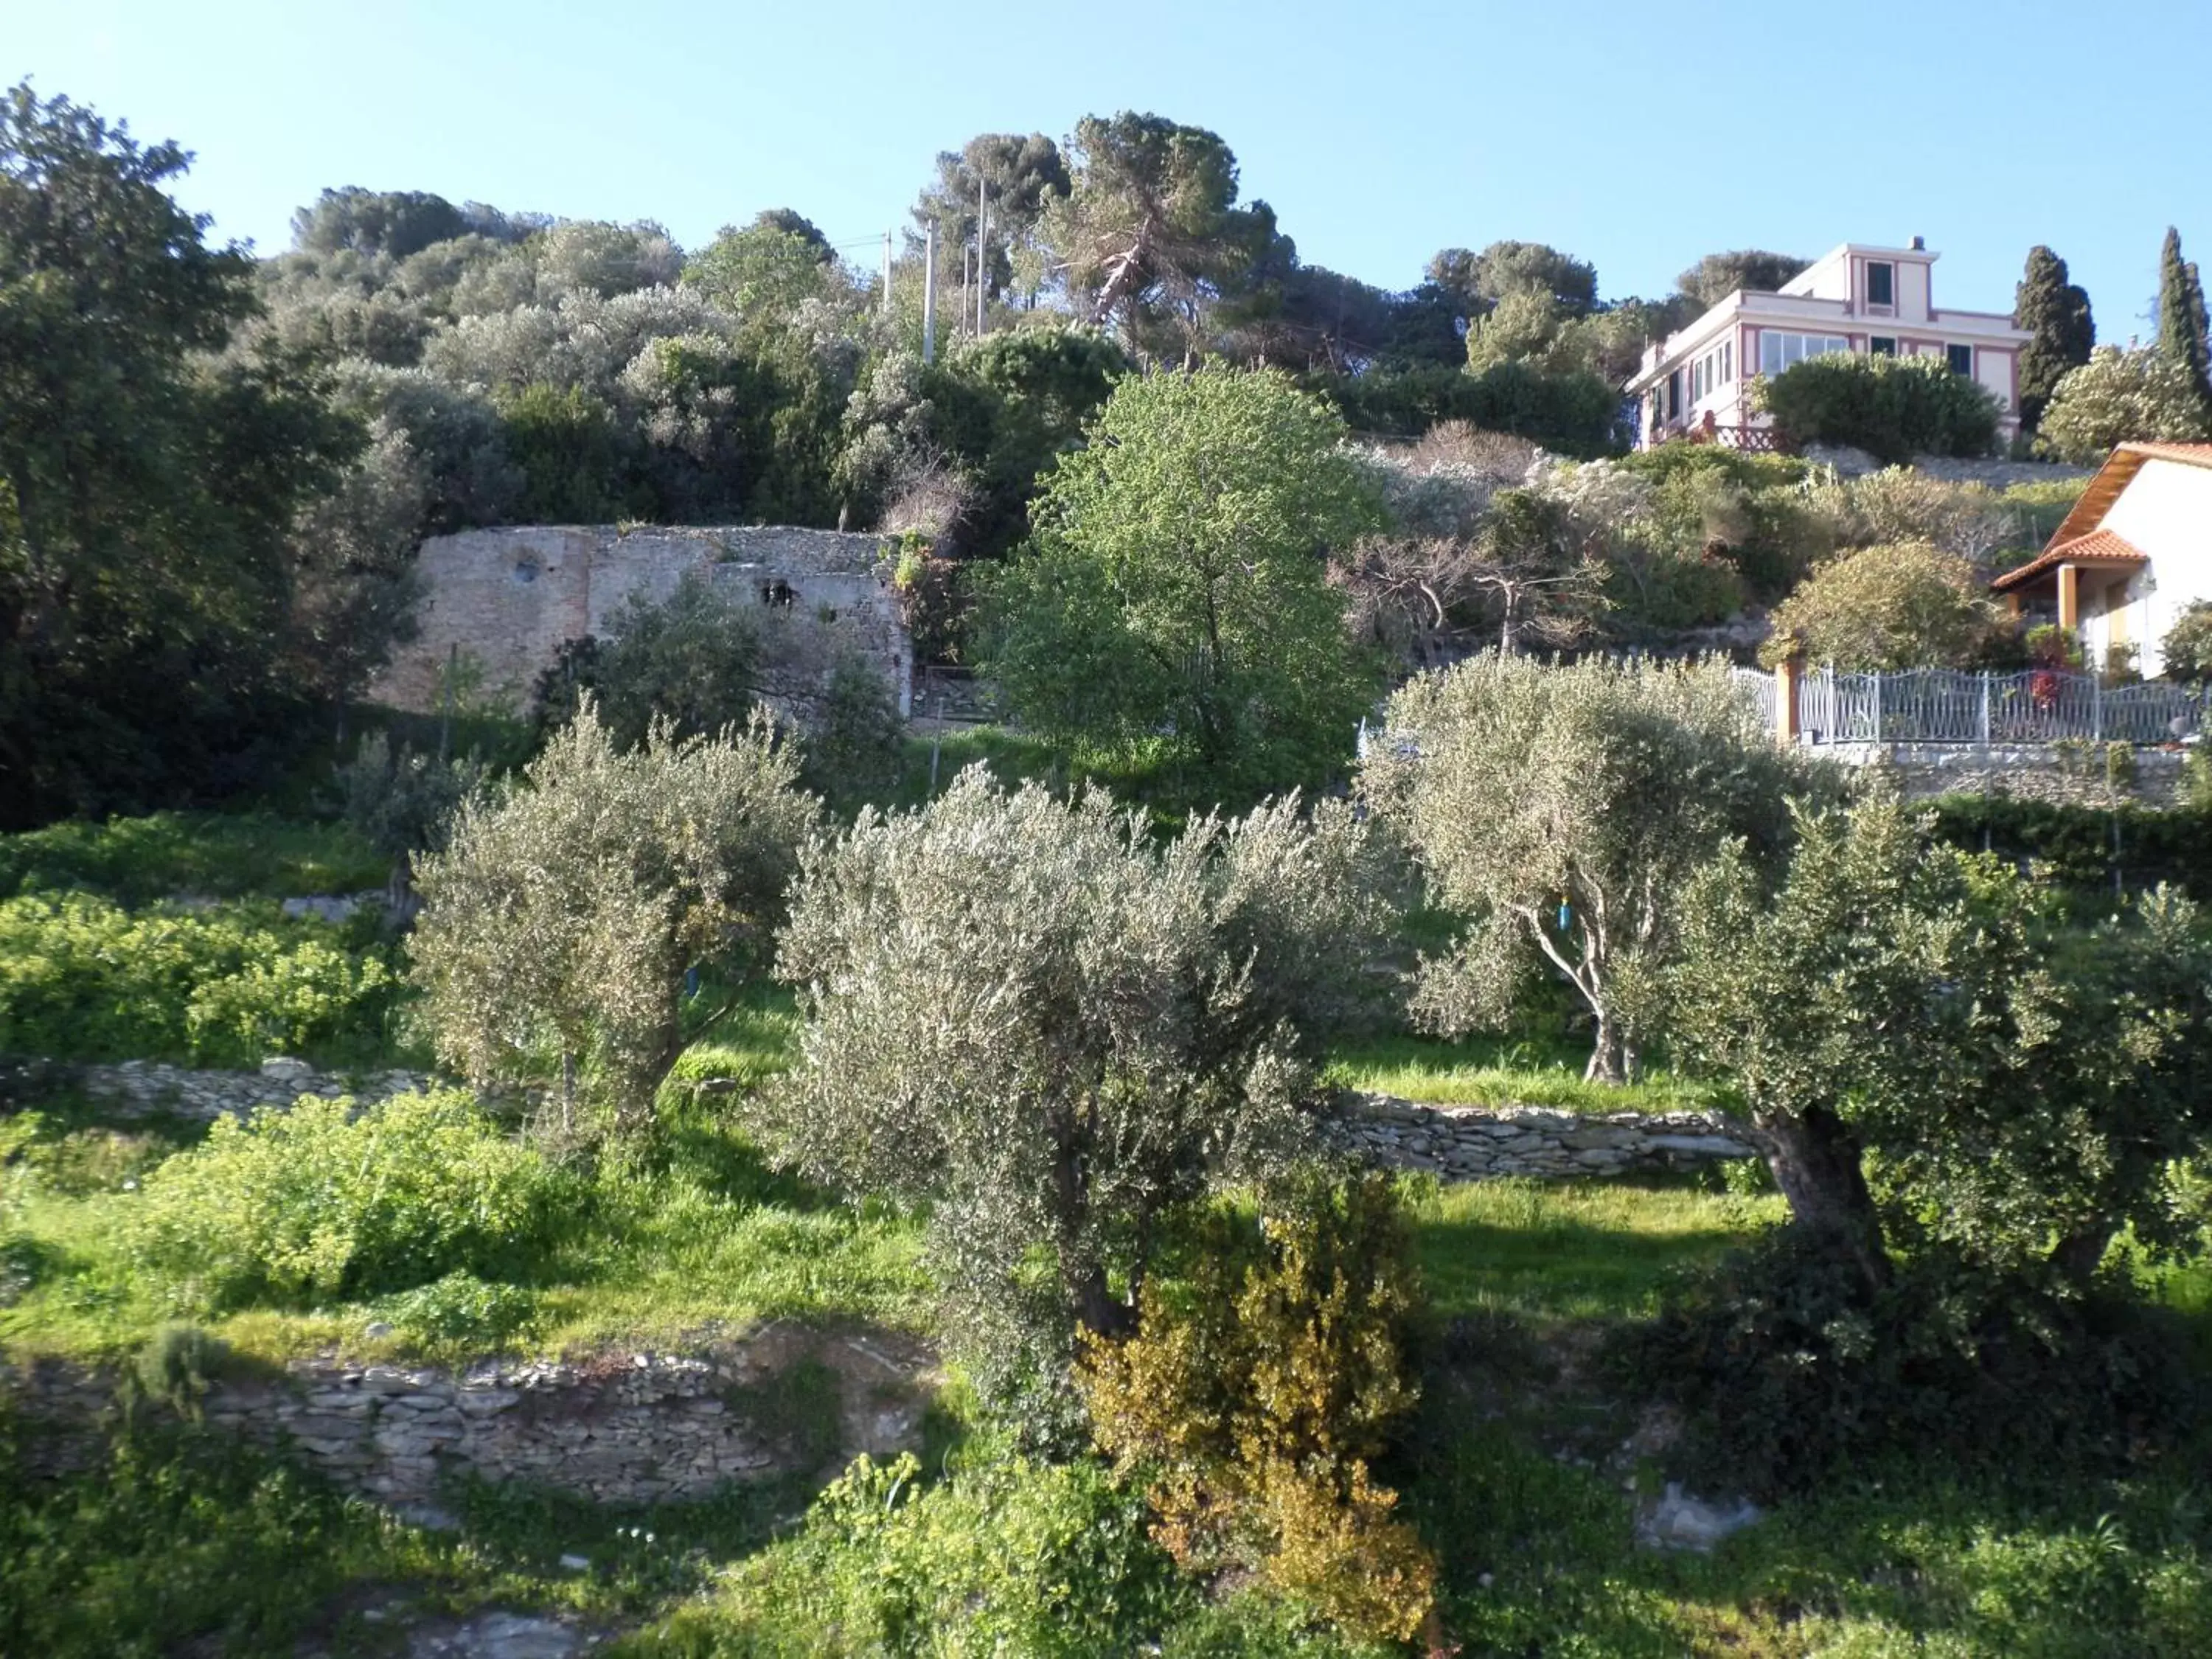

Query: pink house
1626 240 2034 451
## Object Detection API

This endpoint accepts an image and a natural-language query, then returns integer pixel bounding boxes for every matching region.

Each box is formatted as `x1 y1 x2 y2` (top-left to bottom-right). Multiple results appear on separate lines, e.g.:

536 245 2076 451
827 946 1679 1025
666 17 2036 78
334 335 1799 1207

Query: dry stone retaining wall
7 1326 933 1509
1815 741 2188 807
64 1056 428 1124
1331 1091 1757 1180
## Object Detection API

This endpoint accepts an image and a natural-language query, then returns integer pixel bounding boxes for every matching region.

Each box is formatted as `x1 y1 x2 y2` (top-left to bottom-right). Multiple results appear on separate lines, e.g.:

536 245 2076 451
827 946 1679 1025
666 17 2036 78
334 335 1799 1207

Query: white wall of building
2093 459 2212 675
1899 261 1932 323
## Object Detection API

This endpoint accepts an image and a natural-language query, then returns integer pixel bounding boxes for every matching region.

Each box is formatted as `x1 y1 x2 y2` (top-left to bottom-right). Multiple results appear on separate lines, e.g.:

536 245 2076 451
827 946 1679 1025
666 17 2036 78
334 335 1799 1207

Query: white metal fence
1789 667 2209 747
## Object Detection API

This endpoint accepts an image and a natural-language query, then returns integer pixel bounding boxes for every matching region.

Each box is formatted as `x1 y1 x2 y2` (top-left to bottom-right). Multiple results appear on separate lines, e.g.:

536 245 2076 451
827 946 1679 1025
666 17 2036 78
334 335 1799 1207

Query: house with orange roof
1992 442 2212 675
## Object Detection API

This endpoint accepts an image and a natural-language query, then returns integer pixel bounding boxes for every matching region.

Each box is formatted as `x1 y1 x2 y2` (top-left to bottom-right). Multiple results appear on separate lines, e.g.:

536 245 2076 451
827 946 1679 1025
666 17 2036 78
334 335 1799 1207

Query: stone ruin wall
7 1325 934 1510
369 525 914 719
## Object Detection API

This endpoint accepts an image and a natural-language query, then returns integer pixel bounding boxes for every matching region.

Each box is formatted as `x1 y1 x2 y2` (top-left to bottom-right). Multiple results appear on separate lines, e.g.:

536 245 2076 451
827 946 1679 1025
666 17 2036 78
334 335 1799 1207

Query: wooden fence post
1775 657 1801 746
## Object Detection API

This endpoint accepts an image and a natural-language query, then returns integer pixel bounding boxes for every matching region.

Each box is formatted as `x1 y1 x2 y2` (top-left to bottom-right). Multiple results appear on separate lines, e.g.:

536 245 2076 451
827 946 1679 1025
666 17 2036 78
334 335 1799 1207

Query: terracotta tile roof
1991 526 2149 592
2118 441 2212 467
2042 442 2212 552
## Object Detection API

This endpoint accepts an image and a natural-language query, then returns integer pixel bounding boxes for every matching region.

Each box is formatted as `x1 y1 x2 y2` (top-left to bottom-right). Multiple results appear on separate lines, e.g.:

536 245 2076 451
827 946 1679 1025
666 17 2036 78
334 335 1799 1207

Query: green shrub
1759 351 2002 464
131 1323 232 1418
0 1421 432 1658
0 810 385 905
1623 1231 2202 1498
647 1449 1190 1656
1926 794 2212 901
0 893 401 1066
1079 1175 1437 1646
126 1089 577 1310
2162 600 2212 683
367 1270 539 1347
1762 540 2001 669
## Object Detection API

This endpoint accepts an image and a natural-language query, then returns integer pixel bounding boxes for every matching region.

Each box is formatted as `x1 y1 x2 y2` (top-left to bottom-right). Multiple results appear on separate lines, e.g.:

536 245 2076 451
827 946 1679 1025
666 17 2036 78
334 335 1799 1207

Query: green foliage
1928 790 2212 897
0 1422 457 1658
797 653 905 814
641 1449 1190 1657
765 768 1398 1431
683 212 846 325
1306 360 1625 457
0 809 385 905
2013 245 2096 434
2163 600 2212 683
1764 540 2001 669
532 570 765 749
984 364 1387 806
1363 653 1811 1082
1674 248 1809 308
130 1321 232 1417
2157 226 2212 409
0 891 400 1065
1680 799 2212 1287
366 1268 539 1347
1427 240 1598 316
498 380 643 522
1 83 371 827
2038 345 2212 462
125 1088 575 1310
1043 113 1276 363
1079 1175 1437 1644
1758 349 2003 464
1627 1230 2202 1497
411 702 818 1139
928 327 1126 557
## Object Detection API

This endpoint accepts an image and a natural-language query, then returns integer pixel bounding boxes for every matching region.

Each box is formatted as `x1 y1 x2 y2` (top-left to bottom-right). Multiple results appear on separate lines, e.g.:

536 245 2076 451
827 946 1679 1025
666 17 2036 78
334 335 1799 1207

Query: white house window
1866 261 1895 311
1758 333 1851 375
1947 343 1974 375
1870 336 1897 356
1689 341 1738 404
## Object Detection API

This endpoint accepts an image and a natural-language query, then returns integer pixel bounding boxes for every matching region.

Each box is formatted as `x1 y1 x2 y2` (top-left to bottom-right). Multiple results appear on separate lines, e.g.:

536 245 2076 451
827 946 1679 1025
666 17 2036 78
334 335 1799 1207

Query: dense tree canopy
1042 113 1277 362
1363 653 1809 1082
0 82 375 825
764 768 1397 1414
2038 345 2212 462
1674 248 1809 310
984 364 1386 802
2156 226 2212 411
2012 245 2096 436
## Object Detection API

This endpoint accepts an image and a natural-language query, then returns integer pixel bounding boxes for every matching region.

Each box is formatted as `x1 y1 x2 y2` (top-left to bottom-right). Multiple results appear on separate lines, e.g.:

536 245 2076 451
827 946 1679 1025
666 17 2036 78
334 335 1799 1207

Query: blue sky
11 0 2208 337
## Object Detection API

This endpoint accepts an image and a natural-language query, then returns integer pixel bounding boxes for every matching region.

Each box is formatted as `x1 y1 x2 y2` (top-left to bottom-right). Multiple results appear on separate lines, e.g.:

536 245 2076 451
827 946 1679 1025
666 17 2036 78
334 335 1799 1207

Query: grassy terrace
7 808 2212 1655
1325 1031 1722 1116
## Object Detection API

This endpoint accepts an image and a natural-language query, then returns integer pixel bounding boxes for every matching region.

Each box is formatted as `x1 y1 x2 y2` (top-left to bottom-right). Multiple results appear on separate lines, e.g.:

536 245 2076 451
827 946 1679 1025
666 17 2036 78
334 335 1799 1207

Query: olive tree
410 701 818 1141
1670 796 2212 1299
1362 653 1806 1082
762 767 1397 1419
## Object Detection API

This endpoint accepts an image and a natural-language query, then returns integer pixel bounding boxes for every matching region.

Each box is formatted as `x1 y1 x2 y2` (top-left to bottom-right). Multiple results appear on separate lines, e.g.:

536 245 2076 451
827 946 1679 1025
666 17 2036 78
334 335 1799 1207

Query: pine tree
2012 245 2096 435
2156 226 2212 410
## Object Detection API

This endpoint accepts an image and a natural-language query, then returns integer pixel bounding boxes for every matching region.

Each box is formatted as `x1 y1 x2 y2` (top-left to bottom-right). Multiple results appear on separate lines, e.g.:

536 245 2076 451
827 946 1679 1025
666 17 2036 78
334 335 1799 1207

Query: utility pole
975 175 989 336
880 229 891 316
922 223 937 364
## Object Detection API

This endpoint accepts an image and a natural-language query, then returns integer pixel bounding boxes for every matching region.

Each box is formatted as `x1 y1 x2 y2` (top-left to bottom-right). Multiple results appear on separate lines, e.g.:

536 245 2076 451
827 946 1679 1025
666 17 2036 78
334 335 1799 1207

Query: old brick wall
370 526 913 717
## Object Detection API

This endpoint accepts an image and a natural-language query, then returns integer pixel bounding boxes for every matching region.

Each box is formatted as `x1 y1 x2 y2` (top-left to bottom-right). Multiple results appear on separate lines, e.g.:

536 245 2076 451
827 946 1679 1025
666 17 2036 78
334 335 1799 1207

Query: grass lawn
1326 1031 1725 1116
1406 1172 1784 1329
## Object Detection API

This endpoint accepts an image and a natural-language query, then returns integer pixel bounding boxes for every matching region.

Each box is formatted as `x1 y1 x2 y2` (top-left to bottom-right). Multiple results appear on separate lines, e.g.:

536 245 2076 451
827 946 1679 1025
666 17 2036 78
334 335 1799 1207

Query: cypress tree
2157 226 2212 409
2012 245 2095 435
